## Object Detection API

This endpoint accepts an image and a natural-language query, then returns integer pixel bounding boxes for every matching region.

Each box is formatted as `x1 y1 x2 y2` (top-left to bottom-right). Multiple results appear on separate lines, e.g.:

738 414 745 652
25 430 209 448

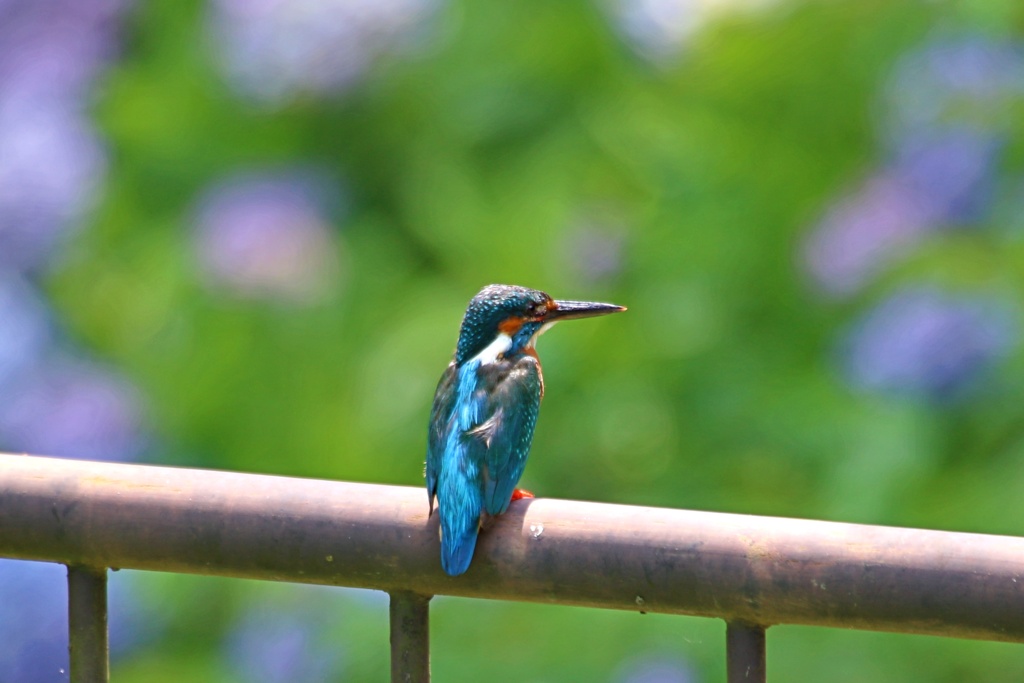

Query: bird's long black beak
548 299 627 321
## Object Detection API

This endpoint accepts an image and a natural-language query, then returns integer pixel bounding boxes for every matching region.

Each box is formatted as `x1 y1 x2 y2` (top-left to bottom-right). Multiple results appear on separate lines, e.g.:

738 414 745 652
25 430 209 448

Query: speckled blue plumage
454 285 551 364
427 285 624 576
427 285 547 576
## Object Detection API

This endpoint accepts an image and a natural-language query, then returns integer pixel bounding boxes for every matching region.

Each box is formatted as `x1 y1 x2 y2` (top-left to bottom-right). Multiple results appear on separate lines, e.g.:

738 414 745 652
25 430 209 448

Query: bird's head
454 284 626 365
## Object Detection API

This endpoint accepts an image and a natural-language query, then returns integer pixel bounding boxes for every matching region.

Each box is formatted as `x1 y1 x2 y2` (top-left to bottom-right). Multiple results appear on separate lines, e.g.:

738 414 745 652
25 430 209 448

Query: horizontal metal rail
1 453 1023 655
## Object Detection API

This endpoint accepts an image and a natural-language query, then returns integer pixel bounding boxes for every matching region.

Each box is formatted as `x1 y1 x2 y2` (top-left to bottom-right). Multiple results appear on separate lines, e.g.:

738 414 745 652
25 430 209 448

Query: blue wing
474 356 542 516
426 362 457 516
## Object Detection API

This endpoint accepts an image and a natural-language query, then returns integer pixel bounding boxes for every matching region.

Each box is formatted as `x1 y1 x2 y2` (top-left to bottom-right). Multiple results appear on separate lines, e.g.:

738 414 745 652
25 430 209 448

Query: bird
426 284 626 576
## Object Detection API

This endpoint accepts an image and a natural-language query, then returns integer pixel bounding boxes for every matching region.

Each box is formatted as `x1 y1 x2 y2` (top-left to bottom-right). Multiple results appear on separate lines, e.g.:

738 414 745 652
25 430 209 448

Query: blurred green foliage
47 0 1024 679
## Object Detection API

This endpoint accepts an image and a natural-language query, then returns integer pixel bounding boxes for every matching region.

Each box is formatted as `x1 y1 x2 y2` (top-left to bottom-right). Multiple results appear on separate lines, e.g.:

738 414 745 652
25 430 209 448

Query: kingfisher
426 284 626 575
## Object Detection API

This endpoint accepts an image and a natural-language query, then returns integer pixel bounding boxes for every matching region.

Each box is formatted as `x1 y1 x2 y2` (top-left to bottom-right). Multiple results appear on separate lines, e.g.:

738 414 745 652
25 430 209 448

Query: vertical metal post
67 565 109 683
389 591 431 683
726 621 766 683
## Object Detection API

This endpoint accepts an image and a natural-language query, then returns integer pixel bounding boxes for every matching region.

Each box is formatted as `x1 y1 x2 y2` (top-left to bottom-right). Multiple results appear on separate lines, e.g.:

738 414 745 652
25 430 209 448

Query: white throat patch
470 332 513 365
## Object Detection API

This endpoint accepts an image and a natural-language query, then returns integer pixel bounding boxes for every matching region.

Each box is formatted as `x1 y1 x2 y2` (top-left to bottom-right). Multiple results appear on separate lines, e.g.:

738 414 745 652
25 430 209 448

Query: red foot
511 488 534 501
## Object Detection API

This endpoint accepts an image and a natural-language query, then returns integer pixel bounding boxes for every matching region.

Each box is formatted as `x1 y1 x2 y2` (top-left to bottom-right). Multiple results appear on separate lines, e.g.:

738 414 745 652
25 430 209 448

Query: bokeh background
2 0 1024 680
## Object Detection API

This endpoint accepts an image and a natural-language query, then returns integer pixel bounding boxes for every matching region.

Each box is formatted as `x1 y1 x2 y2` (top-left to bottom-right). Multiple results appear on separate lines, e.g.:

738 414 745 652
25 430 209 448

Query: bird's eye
531 303 547 317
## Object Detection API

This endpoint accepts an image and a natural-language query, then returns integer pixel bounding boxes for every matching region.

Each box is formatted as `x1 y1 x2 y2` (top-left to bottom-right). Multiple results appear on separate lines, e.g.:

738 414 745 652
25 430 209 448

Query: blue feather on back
436 361 487 575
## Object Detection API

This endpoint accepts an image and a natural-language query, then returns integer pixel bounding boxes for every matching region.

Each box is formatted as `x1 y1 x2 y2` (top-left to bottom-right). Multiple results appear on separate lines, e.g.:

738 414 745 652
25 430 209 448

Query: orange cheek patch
499 316 525 336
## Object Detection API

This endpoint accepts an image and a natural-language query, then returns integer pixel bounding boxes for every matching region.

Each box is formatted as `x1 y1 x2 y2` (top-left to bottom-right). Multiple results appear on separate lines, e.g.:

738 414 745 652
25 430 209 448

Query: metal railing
1 453 1023 682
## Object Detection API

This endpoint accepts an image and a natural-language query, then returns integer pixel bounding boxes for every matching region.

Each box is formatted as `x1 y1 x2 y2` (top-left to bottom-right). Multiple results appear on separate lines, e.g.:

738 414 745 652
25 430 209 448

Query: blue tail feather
438 455 483 576
441 525 479 576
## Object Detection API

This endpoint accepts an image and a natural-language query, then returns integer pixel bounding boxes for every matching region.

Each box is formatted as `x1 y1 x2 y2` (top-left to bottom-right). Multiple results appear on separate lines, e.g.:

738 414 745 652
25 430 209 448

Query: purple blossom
0 0 130 271
804 34 1023 297
888 127 1000 225
0 0 129 103
884 35 1024 137
193 171 345 304
226 586 346 683
842 288 1016 401
803 127 999 296
0 102 106 271
208 0 437 105
0 560 68 683
803 173 936 296
0 360 147 461
0 274 53 391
